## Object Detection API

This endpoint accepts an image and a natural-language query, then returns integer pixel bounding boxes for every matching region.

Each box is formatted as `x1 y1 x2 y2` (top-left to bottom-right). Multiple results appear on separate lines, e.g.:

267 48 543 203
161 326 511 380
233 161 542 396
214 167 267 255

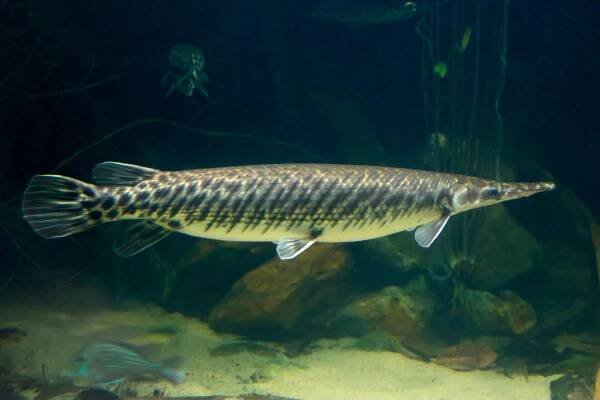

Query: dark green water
0 1 599 399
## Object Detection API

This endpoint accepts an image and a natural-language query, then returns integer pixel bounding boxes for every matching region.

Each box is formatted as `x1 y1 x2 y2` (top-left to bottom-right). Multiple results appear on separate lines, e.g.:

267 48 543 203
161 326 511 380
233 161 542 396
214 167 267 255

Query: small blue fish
67 342 185 385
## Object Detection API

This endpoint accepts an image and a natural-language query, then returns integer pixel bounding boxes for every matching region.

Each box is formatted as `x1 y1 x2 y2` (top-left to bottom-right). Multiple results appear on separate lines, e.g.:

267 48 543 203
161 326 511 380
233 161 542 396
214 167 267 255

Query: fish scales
21 162 555 259
112 165 445 243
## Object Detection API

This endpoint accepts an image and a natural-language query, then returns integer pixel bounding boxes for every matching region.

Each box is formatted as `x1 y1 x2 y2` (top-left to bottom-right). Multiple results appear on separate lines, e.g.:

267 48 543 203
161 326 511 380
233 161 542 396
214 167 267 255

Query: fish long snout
498 181 556 201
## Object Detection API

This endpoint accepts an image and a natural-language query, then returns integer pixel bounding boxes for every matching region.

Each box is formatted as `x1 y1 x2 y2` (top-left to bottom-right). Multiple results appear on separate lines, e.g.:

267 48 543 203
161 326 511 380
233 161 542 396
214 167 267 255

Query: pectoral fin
414 213 451 248
275 238 317 260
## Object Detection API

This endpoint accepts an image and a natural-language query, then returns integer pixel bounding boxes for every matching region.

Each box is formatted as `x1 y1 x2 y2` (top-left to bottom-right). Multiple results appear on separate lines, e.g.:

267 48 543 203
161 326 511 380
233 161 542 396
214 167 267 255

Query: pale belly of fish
175 210 439 243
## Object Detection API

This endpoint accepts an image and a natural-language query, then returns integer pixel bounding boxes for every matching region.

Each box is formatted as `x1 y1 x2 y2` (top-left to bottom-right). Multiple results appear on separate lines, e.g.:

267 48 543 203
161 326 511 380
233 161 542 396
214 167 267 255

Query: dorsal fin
93 162 159 186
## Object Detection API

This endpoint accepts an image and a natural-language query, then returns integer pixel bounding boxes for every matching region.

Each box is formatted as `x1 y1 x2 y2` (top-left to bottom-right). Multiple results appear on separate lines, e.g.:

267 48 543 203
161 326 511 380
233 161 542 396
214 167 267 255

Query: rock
326 276 444 356
550 374 595 400
456 204 540 290
536 240 595 299
354 234 424 275
353 331 404 352
458 287 537 335
209 244 351 335
353 331 423 359
250 363 282 383
551 332 600 357
145 239 273 317
433 340 498 371
496 356 529 380
535 298 588 333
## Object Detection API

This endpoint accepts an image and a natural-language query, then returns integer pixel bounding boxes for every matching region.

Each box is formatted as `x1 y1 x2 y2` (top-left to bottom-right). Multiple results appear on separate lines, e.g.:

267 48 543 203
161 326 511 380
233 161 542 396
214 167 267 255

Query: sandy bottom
0 287 555 400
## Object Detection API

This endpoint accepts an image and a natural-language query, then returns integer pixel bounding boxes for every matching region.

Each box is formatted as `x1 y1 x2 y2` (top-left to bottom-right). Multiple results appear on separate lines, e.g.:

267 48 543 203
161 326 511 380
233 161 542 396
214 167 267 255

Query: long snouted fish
22 162 555 260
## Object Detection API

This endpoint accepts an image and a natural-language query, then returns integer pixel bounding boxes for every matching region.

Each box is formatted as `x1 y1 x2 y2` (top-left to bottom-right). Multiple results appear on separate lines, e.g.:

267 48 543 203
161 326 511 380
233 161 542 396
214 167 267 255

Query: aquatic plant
416 0 512 282
415 0 544 345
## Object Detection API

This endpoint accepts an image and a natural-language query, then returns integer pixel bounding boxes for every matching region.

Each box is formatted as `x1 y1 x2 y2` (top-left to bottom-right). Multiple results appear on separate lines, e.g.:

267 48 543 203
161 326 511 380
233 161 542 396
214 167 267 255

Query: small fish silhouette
162 43 209 98
67 342 185 385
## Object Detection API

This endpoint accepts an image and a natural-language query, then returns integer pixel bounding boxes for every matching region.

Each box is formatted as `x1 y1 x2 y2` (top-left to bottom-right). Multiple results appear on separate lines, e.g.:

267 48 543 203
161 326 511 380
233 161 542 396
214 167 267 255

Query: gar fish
22 162 554 260
67 342 185 385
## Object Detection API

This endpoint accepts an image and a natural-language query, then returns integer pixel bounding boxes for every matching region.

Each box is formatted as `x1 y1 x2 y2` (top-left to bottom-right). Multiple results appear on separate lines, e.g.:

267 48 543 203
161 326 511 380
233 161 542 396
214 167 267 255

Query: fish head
449 179 555 214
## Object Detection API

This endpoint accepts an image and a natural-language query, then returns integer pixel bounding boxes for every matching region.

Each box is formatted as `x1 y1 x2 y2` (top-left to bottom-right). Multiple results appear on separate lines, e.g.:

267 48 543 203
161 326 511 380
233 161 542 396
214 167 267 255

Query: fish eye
487 188 500 197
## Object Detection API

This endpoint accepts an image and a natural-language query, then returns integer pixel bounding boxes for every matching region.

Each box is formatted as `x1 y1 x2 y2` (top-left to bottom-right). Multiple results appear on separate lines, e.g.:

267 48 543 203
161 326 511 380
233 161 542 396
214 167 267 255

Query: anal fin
275 238 317 260
414 213 451 248
113 220 172 257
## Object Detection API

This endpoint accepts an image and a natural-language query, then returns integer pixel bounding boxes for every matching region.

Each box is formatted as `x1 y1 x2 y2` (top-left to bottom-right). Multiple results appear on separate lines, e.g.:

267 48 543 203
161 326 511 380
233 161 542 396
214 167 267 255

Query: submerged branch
53 118 323 173
0 119 321 206
0 71 131 102
494 0 510 180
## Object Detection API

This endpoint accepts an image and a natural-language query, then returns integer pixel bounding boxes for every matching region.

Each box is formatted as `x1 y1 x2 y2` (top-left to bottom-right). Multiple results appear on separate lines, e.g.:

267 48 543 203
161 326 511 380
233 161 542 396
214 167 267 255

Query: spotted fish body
22 162 555 259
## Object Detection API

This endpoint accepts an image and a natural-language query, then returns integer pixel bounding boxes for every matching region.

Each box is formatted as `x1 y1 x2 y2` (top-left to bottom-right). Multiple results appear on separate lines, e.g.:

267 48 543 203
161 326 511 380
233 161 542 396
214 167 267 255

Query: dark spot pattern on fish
154 187 170 200
135 191 149 202
183 191 207 223
101 196 116 210
168 220 182 229
270 179 299 231
212 181 242 229
82 187 96 198
81 198 99 210
101 165 468 240
124 204 137 215
149 203 160 215
106 209 119 219
244 179 278 232
118 192 132 206
225 192 245 232
89 210 103 221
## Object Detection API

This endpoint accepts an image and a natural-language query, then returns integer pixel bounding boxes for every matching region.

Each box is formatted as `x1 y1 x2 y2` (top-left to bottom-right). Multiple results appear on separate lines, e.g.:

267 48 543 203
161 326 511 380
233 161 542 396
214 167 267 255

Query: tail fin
22 175 103 238
159 367 186 384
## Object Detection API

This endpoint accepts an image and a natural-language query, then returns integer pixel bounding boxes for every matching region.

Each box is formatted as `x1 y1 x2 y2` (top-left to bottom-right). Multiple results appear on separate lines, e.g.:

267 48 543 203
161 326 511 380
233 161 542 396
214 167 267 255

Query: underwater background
0 1 599 399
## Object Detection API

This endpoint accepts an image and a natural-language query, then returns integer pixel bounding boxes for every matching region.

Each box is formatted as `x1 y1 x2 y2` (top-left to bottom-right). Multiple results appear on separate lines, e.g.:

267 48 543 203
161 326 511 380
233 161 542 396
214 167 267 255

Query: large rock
354 234 425 275
355 201 540 289
536 240 595 299
458 287 537 335
209 244 351 335
325 276 444 355
456 204 541 290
